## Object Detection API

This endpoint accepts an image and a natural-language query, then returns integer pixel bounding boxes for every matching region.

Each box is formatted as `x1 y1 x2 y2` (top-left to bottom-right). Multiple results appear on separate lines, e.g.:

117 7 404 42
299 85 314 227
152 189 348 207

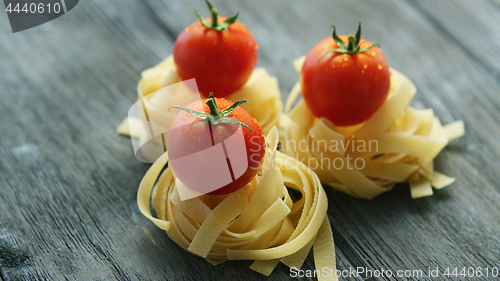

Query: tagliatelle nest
137 128 337 280
279 57 465 199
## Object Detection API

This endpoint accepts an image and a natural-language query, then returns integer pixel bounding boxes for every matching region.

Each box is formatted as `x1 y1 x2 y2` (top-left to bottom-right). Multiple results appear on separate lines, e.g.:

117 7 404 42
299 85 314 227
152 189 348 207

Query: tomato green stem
320 21 380 60
347 35 357 52
205 93 222 116
194 0 239 32
170 93 253 131
210 7 218 28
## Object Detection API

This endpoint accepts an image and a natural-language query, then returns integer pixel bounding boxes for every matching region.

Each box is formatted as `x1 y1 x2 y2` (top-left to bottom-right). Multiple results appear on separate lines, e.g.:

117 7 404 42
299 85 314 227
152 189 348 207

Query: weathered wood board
1 0 499 280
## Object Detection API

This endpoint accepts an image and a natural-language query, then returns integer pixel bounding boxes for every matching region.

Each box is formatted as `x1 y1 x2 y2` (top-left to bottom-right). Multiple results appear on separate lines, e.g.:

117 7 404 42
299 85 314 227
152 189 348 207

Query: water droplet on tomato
377 63 383 69
363 64 368 69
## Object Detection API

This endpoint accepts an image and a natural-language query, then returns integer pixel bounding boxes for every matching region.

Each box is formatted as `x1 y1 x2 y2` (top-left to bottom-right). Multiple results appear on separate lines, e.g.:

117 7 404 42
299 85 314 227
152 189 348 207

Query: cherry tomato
300 23 391 126
167 94 265 195
173 1 258 98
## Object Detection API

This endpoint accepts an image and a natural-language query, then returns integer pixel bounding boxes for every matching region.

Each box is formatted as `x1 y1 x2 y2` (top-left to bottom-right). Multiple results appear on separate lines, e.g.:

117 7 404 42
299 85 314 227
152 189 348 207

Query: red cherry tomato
167 94 265 195
301 23 391 126
173 1 258 98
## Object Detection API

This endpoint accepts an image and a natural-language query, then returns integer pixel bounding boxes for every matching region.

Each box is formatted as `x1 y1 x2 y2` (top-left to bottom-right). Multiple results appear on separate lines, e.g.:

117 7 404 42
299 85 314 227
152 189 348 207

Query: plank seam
484 0 500 12
406 0 500 85
0 265 6 281
142 1 177 42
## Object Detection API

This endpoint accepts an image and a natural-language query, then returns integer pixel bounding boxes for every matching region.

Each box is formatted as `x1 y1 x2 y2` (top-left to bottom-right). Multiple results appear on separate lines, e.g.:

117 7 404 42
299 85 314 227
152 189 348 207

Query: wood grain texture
0 0 499 280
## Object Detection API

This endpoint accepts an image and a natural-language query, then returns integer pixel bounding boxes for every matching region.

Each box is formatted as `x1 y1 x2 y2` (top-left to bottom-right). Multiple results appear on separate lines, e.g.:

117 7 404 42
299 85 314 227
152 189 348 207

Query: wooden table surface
1 0 500 280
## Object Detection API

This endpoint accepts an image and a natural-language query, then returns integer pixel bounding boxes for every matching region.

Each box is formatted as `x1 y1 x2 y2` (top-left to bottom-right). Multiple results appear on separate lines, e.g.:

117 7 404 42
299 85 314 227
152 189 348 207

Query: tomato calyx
194 0 239 32
170 93 253 131
320 22 380 59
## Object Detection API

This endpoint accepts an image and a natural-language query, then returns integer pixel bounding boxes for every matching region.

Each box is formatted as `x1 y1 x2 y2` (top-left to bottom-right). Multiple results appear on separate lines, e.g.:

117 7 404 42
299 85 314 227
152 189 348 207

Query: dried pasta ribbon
280 57 465 199
137 127 337 279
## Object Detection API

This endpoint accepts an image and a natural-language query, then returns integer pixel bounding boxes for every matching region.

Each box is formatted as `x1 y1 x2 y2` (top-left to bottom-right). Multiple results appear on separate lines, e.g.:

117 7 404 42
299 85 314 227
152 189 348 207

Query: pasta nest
279 57 464 199
138 128 337 279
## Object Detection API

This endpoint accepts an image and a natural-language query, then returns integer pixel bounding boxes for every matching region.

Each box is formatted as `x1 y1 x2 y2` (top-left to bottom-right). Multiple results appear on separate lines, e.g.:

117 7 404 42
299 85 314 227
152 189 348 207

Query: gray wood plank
319 0 500 279
151 0 500 280
0 0 356 280
147 0 500 278
407 0 500 83
1 0 500 280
